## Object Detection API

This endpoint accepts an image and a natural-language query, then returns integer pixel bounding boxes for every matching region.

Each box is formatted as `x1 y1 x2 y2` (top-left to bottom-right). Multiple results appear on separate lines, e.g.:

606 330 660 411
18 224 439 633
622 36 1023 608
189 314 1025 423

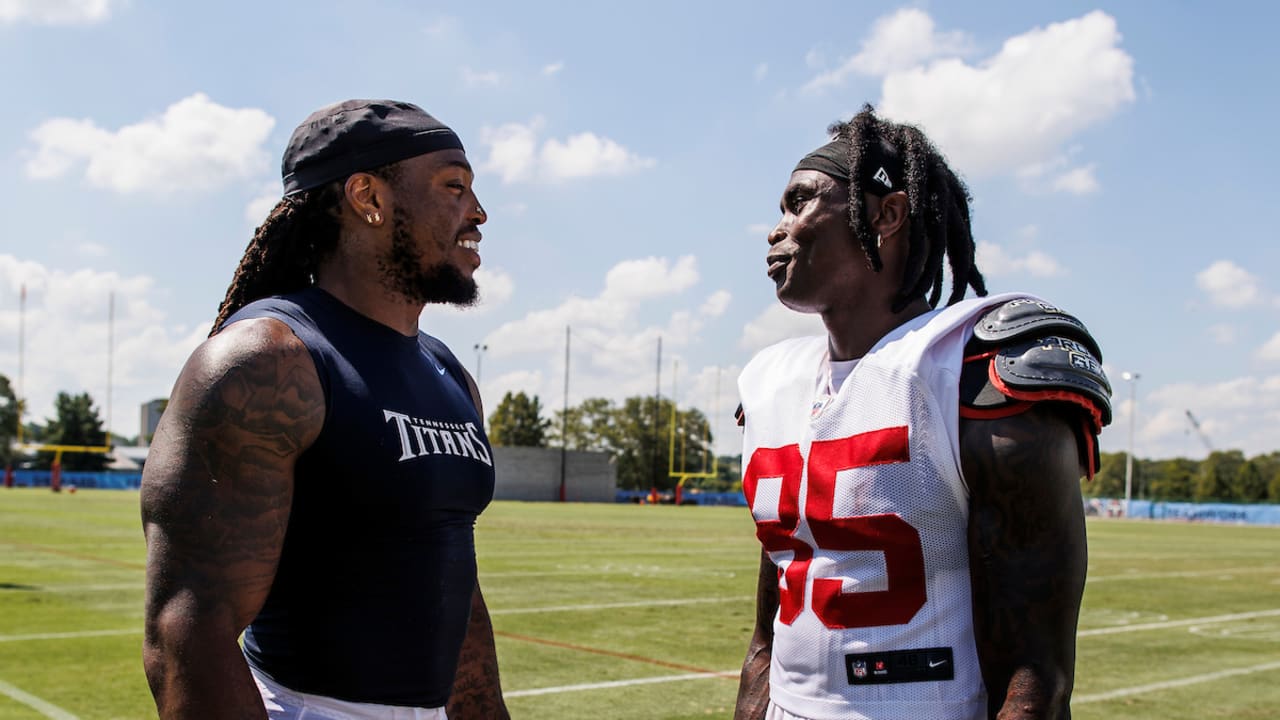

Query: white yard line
506 670 737 698
1074 660 1280 704
491 596 749 615
1079 608 1280 637
0 629 139 643
1088 566 1279 583
0 678 80 720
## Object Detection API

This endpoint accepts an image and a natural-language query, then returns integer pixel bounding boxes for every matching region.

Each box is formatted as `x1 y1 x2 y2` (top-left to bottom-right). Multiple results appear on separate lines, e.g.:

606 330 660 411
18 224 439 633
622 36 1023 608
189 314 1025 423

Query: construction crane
1185 410 1214 452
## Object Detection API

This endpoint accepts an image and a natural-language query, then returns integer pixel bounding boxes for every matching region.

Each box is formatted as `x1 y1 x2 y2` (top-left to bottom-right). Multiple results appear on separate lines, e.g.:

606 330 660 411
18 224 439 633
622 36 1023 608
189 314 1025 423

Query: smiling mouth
458 238 479 251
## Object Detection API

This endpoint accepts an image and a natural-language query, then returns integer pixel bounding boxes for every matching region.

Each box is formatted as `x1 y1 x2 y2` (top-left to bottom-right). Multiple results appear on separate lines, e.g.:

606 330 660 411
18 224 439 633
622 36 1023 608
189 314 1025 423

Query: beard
379 209 479 306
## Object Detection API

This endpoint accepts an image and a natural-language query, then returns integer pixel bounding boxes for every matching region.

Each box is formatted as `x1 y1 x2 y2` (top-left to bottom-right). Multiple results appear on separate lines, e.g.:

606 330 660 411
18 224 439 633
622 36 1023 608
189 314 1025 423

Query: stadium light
1121 371 1140 518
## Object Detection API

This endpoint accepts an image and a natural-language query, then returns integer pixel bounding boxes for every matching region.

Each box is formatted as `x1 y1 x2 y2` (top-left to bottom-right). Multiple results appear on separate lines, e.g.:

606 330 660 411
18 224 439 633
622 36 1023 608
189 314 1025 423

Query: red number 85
743 426 926 629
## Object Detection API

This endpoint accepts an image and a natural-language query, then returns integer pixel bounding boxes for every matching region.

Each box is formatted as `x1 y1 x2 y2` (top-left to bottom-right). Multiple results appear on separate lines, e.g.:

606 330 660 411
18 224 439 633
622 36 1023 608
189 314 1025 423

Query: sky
1 0 1278 461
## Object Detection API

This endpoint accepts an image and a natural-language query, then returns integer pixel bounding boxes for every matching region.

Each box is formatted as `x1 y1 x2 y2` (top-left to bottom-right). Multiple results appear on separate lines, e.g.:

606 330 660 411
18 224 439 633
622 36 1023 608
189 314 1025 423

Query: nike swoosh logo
928 659 948 668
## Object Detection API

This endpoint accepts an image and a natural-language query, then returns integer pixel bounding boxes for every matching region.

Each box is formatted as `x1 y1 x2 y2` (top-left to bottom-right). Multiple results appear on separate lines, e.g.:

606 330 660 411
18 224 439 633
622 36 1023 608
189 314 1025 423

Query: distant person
141 99 508 720
734 105 1111 720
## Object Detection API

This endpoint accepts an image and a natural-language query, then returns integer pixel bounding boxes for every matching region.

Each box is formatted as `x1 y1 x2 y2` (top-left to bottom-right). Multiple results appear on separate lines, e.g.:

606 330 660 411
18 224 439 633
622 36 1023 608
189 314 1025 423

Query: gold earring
365 213 374 224
373 211 382 223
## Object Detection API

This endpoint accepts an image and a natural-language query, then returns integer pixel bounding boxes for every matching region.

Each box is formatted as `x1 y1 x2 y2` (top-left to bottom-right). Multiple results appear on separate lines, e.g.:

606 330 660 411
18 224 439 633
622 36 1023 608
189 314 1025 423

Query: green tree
1194 450 1245 502
549 397 616 452
39 392 108 471
0 374 17 468
487 391 550 447
1233 460 1267 502
1085 451 1127 498
550 395 714 491
1147 458 1197 501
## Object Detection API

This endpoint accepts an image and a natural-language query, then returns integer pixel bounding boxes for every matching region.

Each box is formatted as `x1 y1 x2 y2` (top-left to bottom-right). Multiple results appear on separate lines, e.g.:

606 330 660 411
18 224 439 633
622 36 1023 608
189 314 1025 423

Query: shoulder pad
992 335 1112 428
972 298 1102 360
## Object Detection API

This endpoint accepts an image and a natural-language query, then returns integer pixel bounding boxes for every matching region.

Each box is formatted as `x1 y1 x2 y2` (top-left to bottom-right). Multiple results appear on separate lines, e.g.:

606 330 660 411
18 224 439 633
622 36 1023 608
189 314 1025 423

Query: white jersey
739 294 1027 720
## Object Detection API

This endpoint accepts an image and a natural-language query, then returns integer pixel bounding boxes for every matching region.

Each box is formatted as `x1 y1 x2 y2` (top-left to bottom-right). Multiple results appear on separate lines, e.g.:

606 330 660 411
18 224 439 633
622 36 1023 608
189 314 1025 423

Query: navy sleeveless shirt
230 288 494 707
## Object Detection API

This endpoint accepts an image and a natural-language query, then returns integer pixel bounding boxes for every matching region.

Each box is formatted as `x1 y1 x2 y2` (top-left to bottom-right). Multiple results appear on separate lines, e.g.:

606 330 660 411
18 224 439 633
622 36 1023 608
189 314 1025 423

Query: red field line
494 630 733 677
3 541 144 570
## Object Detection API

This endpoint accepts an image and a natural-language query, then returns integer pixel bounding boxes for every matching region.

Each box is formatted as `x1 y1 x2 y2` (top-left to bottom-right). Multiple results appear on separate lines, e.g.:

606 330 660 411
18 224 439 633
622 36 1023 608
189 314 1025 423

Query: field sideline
1 490 1278 719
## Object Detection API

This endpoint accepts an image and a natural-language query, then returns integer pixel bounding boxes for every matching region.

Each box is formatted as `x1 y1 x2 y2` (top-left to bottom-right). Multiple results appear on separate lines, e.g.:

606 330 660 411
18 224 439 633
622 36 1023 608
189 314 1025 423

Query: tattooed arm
141 319 323 720
734 549 778 720
447 582 510 719
445 368 510 719
961 405 1088 720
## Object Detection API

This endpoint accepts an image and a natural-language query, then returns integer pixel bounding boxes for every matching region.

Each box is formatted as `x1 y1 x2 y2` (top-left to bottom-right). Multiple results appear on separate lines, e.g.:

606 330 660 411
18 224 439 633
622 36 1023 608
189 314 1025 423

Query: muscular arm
445 368 510 719
734 549 778 720
961 405 1088 720
447 582 510 719
141 319 323 719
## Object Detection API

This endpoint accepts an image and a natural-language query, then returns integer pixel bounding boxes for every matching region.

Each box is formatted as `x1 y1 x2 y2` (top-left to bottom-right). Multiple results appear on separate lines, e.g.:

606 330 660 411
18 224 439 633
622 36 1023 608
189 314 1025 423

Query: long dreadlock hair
831 104 987 312
210 166 401 334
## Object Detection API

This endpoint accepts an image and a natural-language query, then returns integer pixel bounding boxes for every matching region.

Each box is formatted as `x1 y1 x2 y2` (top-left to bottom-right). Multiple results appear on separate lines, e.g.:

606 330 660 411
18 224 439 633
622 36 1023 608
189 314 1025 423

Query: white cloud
738 303 826 353
1257 332 1280 362
804 9 972 92
754 63 769 81
602 256 698 303
244 183 282 228
874 11 1134 177
542 61 564 76
480 256 707 405
540 132 656 181
746 223 773 237
480 117 654 184
700 290 731 318
1051 165 1100 194
1196 260 1267 308
1103 375 1280 459
462 66 502 87
976 241 1065 278
0 0 112 25
76 242 109 259
420 266 515 319
0 254 207 439
27 93 275 194
1208 324 1237 345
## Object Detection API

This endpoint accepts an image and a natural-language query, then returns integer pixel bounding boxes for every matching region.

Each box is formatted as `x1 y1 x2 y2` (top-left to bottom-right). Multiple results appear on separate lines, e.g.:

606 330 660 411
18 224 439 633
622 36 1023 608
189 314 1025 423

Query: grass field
1 489 1279 719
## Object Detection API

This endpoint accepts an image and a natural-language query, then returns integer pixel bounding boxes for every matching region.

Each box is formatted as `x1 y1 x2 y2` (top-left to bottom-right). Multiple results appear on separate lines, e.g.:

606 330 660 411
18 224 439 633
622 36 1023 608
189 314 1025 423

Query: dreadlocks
210 166 401 334
830 104 987 312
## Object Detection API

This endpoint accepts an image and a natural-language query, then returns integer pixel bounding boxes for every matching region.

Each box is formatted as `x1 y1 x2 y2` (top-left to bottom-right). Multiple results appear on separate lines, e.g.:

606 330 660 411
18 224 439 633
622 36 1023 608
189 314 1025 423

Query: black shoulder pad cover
972 297 1102 359
965 298 1112 430
993 336 1112 428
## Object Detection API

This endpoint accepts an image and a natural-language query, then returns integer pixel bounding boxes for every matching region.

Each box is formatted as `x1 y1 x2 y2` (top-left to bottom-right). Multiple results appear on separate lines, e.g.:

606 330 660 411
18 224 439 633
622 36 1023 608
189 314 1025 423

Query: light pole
473 343 488 386
1121 371 1140 518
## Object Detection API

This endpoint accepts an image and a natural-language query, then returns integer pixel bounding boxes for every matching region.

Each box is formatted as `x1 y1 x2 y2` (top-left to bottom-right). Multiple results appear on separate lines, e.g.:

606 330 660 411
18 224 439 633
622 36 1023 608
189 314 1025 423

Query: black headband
793 137 904 196
281 99 464 196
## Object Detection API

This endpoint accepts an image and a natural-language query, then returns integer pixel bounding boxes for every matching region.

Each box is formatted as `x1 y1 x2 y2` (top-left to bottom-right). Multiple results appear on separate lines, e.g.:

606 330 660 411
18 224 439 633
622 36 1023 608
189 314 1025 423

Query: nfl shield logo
852 660 867 678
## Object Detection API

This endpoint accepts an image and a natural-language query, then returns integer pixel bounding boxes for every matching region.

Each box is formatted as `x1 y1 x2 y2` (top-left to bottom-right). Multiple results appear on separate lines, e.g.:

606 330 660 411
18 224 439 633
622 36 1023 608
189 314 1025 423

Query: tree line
1 372 111 471
487 391 740 491
7 371 1278 503
1086 450 1280 504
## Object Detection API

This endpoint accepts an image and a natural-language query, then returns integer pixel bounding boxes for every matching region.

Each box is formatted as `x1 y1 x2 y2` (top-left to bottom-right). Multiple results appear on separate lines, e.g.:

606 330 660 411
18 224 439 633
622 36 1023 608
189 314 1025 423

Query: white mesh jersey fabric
738 294 1031 720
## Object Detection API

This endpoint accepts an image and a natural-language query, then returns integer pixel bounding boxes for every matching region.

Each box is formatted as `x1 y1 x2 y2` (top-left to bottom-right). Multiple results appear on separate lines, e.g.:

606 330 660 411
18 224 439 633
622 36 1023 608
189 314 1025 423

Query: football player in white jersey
734 106 1110 720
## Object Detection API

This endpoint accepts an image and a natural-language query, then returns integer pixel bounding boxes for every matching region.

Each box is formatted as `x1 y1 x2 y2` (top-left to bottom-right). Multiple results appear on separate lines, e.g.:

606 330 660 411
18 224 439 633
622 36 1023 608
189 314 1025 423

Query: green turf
2 489 1278 719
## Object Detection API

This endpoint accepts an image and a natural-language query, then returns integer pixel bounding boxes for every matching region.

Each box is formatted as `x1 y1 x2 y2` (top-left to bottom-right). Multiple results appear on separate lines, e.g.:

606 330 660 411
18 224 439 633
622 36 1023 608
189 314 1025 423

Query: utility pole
651 337 662 493
1121 371 1140 518
559 326 569 502
472 343 488 386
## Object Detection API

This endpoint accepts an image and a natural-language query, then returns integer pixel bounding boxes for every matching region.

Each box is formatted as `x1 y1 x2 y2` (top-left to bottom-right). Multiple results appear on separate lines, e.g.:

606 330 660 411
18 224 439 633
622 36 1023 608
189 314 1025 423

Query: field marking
1074 660 1280 704
0 678 80 719
1088 566 1280 583
0 629 139 643
507 670 738 698
0 541 144 570
492 596 748 615
496 630 727 676
1079 608 1280 637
